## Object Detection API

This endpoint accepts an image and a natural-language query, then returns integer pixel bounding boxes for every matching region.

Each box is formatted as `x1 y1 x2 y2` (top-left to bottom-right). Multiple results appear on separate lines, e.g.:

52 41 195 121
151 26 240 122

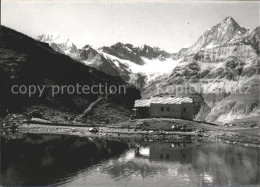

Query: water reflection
1 134 260 186
0 134 128 186
148 143 192 164
68 142 260 186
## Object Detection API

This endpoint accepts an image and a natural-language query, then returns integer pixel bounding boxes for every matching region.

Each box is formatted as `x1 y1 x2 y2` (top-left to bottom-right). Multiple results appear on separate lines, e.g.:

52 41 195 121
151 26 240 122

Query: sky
1 0 260 52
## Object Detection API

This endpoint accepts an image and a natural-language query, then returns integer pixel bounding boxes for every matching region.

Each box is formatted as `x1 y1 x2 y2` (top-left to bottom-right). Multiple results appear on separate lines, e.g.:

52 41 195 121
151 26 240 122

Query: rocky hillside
0 26 141 124
144 17 260 124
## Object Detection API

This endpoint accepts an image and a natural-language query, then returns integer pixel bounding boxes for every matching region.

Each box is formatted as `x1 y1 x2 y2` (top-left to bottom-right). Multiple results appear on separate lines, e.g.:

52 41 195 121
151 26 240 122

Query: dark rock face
78 45 120 77
0 26 141 122
78 45 99 61
100 43 171 62
100 42 145 65
133 44 171 60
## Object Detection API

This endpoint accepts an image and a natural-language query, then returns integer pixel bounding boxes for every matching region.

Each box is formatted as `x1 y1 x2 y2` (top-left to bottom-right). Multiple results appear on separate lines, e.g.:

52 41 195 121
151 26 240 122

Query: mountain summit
37 33 78 58
186 16 248 54
221 16 240 27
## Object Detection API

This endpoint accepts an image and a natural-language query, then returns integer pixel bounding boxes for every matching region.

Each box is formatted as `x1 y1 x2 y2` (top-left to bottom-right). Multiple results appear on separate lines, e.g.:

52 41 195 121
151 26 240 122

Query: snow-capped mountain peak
218 16 247 36
37 33 73 46
221 16 239 26
186 17 248 54
37 33 78 57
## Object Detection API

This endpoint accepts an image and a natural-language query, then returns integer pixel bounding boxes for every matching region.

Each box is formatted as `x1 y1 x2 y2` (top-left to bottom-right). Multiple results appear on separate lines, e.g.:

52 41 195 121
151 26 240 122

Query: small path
74 97 104 122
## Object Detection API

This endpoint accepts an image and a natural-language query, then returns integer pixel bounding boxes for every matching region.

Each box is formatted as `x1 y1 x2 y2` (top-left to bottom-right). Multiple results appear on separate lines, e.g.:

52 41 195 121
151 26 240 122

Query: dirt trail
74 97 104 122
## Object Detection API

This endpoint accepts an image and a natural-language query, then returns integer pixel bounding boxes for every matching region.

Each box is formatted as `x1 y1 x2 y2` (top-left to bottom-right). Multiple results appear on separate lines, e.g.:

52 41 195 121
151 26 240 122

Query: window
183 108 186 112
167 107 170 111
161 107 164 112
160 154 163 159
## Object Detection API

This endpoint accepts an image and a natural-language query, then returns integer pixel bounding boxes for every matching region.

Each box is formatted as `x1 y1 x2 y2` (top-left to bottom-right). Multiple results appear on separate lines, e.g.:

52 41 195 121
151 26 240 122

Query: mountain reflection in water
0 134 260 186
0 134 128 186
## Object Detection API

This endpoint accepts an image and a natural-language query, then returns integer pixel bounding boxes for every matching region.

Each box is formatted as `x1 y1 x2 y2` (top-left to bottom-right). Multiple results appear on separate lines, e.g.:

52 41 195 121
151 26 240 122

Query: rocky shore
3 118 259 148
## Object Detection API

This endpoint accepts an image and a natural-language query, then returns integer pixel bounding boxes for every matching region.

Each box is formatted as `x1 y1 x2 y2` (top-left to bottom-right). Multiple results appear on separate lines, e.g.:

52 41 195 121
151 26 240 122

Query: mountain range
1 16 259 125
37 17 260 125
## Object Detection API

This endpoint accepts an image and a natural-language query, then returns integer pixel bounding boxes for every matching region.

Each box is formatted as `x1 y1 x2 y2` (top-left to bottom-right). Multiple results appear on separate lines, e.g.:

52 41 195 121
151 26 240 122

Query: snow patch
203 43 219 50
100 51 182 81
113 60 120 68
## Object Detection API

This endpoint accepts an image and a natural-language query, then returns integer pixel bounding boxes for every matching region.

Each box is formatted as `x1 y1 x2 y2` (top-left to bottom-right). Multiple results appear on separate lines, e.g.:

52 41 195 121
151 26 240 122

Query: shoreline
12 119 260 148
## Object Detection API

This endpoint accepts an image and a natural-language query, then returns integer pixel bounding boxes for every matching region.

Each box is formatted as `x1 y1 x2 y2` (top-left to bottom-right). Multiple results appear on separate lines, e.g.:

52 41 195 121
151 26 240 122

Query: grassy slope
0 26 141 124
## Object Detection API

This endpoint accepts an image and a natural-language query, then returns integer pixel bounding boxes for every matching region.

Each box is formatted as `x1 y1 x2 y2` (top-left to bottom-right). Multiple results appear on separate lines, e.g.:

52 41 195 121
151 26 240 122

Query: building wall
135 107 150 118
149 102 193 120
181 102 194 120
150 103 182 118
